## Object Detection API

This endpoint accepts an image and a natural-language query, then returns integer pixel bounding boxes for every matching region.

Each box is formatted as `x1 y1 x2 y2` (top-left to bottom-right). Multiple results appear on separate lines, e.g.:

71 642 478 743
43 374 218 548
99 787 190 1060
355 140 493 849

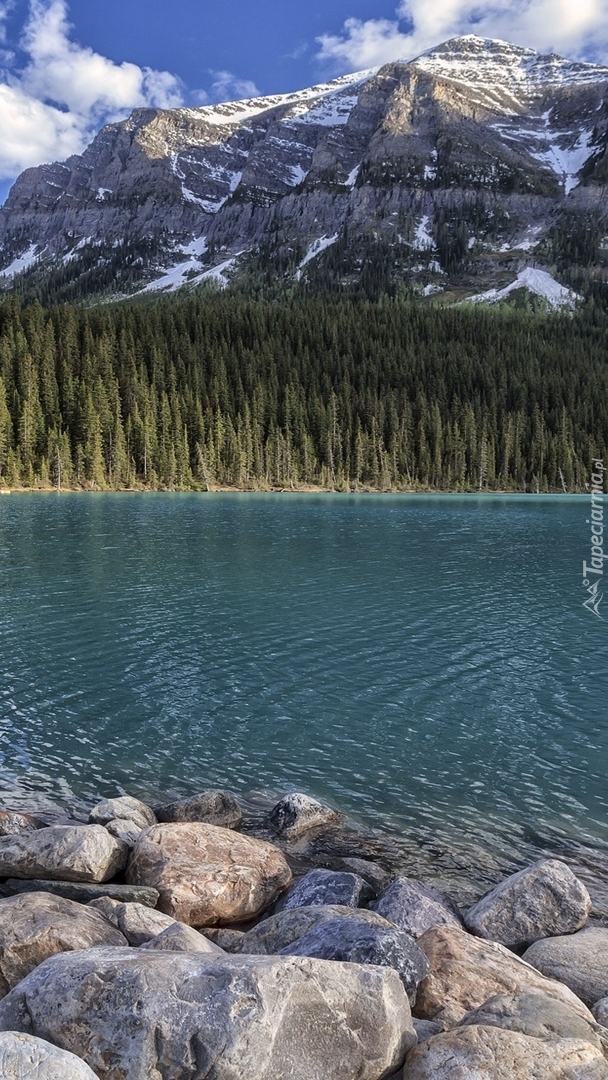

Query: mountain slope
1 35 608 304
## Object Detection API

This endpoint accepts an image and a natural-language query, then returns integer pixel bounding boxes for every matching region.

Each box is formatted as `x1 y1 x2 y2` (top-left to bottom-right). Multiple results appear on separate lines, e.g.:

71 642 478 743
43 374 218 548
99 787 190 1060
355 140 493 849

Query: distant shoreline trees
0 293 605 493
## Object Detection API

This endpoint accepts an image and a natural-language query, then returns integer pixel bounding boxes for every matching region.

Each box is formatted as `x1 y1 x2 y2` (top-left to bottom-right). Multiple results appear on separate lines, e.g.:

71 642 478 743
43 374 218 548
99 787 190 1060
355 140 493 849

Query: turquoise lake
0 493 606 892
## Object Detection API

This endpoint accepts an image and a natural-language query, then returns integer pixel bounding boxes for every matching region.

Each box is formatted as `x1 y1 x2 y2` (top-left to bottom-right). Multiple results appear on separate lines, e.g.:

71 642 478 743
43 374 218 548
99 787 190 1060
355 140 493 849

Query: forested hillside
0 292 606 492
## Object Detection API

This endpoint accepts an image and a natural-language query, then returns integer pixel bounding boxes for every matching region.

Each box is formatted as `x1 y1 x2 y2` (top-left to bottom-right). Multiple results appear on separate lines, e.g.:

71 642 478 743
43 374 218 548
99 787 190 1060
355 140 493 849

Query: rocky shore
0 789 608 1078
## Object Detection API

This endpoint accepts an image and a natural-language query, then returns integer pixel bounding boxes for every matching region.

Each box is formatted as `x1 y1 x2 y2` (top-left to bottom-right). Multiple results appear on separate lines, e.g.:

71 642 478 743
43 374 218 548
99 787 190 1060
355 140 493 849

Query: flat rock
87 898 176 945
337 857 391 893
0 947 416 1080
415 926 595 1028
139 922 224 953
126 823 292 926
267 793 341 841
401 1025 608 1079
0 1031 100 1079
0 812 46 837
155 791 243 829
523 928 608 1007
372 877 463 939
104 819 142 847
0 892 126 996
459 991 606 1051
275 868 370 912
0 879 159 906
279 917 430 1004
465 859 591 950
88 797 156 831
0 826 127 884
237 903 396 955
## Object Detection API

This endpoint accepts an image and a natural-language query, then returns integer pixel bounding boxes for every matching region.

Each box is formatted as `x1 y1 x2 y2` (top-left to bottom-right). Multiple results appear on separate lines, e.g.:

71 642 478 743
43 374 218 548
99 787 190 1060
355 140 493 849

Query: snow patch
344 164 361 187
295 234 339 280
0 244 38 279
287 164 308 187
467 267 579 309
96 187 112 201
493 118 596 193
412 216 435 251
141 237 209 293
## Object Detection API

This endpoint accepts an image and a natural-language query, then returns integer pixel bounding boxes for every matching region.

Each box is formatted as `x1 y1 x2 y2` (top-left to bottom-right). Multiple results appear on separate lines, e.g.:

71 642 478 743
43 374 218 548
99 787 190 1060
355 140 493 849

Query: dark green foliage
0 292 605 492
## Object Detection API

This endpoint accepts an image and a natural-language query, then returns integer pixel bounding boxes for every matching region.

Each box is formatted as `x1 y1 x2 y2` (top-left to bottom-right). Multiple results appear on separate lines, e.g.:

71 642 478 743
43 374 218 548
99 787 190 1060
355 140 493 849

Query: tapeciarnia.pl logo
582 459 605 619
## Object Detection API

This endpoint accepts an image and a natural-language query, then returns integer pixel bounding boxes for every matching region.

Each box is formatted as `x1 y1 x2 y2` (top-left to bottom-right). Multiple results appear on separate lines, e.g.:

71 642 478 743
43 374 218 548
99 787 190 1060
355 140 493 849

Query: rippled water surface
0 493 606 886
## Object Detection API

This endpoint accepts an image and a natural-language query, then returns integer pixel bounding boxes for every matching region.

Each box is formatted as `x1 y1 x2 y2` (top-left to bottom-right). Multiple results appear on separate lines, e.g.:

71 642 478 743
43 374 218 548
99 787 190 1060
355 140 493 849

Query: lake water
0 493 607 898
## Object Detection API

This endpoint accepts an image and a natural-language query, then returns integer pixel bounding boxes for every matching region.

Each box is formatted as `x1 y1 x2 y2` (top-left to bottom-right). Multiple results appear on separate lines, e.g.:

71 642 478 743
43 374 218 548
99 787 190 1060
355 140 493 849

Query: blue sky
0 0 606 200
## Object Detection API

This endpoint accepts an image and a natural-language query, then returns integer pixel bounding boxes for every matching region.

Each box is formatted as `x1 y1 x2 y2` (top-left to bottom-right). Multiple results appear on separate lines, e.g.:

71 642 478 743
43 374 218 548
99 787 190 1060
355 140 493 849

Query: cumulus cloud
316 0 608 73
0 0 184 181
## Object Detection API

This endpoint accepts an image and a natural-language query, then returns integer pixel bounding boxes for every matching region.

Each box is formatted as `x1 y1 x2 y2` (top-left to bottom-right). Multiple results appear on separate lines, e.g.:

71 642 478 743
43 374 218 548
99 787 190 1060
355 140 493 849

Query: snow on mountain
413 36 608 98
468 267 580 309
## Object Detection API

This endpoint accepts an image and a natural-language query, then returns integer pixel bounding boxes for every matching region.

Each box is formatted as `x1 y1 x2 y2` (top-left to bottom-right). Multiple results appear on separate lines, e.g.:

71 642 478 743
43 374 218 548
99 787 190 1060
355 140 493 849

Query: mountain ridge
1 34 608 305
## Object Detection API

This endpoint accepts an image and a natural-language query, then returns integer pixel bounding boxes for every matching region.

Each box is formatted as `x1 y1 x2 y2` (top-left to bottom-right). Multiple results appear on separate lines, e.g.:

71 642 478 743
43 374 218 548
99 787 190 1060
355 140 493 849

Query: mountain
1 35 608 304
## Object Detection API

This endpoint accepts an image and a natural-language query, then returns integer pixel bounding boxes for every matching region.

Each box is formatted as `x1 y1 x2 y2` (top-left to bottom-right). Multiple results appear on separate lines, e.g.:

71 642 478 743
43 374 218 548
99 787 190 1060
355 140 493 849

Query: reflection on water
0 493 606 896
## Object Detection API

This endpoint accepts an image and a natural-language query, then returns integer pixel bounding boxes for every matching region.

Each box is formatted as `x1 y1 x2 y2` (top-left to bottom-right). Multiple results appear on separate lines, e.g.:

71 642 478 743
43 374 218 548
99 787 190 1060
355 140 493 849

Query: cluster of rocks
0 792 607 1078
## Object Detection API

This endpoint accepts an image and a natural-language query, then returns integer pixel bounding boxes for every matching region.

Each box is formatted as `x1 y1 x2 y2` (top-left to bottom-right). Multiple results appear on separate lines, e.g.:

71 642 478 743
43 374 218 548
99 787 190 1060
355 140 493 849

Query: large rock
459 991 607 1051
337 857 391 894
87 898 176 945
156 791 243 830
275 869 370 912
0 812 46 837
126 823 292 926
523 928 608 1007
0 879 159 906
237 903 396 955
0 892 126 995
203 927 245 952
465 859 591 950
0 826 127 884
139 922 224 954
595 999 608 1027
0 947 416 1080
279 917 430 1004
0 1031 100 1079
401 1025 608 1079
415 926 595 1028
267 793 340 840
88 797 156 831
104 819 142 847
371 877 463 939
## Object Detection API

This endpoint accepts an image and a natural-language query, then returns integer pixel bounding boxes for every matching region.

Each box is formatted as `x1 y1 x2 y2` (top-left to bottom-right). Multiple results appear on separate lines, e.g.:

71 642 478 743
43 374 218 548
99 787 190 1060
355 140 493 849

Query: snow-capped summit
412 35 608 108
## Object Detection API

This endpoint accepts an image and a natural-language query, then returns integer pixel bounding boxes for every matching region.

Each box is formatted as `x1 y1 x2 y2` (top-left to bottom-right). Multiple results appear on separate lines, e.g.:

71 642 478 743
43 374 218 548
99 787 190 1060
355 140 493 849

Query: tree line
0 292 606 492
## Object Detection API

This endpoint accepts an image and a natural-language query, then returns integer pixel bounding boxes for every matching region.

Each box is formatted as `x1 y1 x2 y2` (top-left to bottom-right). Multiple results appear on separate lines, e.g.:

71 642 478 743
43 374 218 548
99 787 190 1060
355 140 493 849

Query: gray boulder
0 826 127 884
401 1025 608 1079
0 1031 99 1079
88 797 156 831
202 928 245 952
0 892 126 995
372 877 463 939
87 898 176 945
267 793 340 840
413 1019 444 1043
458 991 607 1051
524 928 608 1007
155 790 243 829
104 819 142 847
0 879 159 906
595 999 608 1026
279 917 430 1004
465 859 591 950
139 922 224 953
237 903 397 955
0 812 45 837
0 947 416 1080
275 868 371 912
337 857 390 894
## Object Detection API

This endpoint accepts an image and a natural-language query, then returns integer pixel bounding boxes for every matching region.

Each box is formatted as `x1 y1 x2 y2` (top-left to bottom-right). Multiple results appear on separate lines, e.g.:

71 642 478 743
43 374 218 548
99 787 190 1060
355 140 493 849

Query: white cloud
0 0 184 181
316 0 608 72
196 69 260 105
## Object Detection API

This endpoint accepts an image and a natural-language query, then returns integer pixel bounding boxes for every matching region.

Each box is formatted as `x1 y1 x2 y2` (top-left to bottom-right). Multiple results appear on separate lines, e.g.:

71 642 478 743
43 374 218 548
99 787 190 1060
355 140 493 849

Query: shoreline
0 484 589 497
0 788 608 1077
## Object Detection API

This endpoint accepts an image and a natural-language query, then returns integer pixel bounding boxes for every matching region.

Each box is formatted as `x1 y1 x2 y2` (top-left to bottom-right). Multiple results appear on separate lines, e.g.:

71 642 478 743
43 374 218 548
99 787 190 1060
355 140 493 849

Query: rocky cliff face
1 35 608 302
